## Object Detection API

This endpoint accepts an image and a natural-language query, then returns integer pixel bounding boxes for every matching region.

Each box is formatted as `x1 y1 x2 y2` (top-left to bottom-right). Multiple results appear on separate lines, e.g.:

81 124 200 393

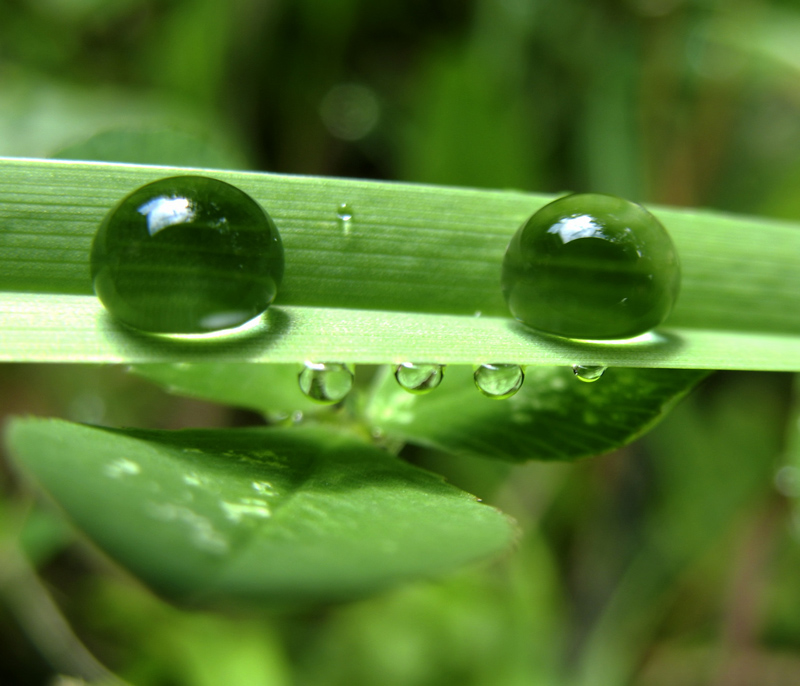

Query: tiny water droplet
572 365 607 382
474 364 524 399
394 363 444 394
337 203 354 235
337 203 353 221
298 362 354 403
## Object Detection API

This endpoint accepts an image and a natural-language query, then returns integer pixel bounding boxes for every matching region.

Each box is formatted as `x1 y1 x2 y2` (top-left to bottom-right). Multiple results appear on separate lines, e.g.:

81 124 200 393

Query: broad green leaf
3 293 800 370
131 363 323 416
366 366 708 462
5 418 515 607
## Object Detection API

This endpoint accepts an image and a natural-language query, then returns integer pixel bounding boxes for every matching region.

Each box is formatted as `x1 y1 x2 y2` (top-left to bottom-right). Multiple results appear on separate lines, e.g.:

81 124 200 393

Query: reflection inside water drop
394 363 444 394
572 365 607 383
298 362 354 403
474 364 524 399
337 203 353 221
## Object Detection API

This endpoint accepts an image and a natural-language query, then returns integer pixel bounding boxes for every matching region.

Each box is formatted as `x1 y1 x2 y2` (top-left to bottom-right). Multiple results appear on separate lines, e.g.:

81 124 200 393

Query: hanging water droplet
473 364 524 399
91 176 284 334
394 363 444 394
337 203 354 236
572 365 607 382
298 362 354 403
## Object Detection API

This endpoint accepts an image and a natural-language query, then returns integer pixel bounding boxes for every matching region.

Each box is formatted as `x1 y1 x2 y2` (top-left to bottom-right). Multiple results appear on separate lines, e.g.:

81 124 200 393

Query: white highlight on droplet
139 196 195 235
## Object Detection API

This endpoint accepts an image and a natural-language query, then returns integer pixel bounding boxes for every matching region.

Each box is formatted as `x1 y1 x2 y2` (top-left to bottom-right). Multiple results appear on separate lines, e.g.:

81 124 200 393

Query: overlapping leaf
5 418 515 607
367 366 708 462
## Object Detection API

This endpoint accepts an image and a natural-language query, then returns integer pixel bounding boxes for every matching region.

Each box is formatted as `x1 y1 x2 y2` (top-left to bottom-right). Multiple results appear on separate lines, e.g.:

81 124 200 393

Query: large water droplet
474 364 524 399
91 176 284 334
572 365 607 382
501 193 680 340
298 362 354 404
394 363 444 394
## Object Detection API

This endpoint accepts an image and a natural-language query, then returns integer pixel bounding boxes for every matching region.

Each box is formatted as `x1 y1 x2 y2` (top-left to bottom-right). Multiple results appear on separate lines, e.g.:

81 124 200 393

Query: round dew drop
572 364 606 383
336 203 354 222
298 363 354 404
394 363 444 394
336 203 354 237
474 364 524 400
501 193 680 340
91 175 284 334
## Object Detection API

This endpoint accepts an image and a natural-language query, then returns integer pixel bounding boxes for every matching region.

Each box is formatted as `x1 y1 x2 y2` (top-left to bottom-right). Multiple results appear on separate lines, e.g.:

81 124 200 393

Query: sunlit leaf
5 418 516 607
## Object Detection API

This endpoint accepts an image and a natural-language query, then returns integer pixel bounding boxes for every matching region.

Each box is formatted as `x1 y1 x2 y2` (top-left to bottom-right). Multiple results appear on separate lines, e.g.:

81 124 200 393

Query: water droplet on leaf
91 175 284 334
394 363 444 394
337 203 353 221
298 362 354 404
572 365 607 382
474 364 524 399
337 203 354 235
501 193 680 340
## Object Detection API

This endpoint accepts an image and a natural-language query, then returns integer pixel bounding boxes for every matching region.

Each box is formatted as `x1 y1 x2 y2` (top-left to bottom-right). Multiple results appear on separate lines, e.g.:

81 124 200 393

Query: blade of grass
1 157 800 337
1 293 799 369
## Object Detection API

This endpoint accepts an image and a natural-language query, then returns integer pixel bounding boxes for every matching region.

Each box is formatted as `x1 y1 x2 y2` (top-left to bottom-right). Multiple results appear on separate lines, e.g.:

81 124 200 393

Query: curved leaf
5 418 515 607
366 366 708 462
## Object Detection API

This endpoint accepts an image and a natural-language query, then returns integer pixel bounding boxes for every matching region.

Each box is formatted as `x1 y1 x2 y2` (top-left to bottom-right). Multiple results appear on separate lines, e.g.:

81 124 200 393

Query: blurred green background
2 0 800 684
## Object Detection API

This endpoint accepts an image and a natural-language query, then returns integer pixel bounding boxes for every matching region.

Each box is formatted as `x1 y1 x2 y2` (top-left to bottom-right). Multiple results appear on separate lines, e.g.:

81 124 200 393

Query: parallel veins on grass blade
90 176 284 335
501 193 680 341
